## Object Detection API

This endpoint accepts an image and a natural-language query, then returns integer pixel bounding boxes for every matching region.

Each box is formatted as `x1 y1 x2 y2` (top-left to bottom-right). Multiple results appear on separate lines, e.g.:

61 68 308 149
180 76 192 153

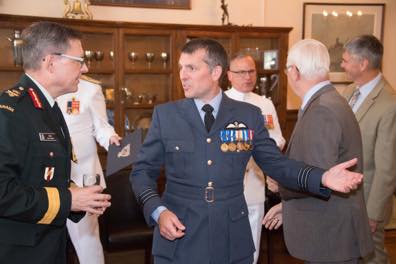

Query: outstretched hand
321 158 362 193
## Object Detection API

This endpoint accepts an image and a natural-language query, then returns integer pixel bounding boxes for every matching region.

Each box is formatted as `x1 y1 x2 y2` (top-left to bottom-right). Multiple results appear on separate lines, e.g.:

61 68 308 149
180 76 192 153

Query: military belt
166 181 243 203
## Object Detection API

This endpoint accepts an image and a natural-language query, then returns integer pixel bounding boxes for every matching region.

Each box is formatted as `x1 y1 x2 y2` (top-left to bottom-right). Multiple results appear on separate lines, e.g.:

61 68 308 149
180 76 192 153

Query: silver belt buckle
205 181 214 202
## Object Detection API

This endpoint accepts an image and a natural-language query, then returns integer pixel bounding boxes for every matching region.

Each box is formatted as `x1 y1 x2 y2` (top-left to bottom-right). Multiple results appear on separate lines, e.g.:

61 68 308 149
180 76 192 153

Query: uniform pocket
151 196 188 260
228 199 255 263
165 140 194 178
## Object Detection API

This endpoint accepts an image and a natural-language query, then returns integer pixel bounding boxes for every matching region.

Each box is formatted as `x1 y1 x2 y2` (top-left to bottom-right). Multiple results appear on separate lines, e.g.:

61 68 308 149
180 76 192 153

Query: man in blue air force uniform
130 38 363 264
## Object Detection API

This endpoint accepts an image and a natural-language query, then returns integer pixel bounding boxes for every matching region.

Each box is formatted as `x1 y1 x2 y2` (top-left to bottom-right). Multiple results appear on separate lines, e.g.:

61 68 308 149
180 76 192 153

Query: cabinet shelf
0 65 23 72
0 13 291 137
122 102 164 109
124 69 172 74
86 67 115 74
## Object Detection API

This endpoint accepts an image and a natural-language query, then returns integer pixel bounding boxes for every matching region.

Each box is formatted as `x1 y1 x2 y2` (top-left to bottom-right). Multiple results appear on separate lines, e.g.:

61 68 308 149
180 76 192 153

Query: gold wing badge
117 144 131 158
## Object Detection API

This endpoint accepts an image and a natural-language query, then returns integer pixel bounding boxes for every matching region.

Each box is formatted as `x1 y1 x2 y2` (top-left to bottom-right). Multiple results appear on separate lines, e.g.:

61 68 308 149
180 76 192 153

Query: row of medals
220 129 254 153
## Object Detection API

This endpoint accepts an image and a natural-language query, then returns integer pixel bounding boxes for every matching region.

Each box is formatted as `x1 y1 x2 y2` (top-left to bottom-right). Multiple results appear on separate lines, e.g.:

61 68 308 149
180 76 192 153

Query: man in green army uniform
0 21 111 263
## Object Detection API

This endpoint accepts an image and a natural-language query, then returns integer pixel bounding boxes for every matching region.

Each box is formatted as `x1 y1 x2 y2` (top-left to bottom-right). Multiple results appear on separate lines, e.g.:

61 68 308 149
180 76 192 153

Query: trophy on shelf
121 87 132 104
109 50 115 61
146 93 157 105
160 52 169 68
94 50 104 62
145 52 155 68
7 29 23 67
84 50 94 66
128 52 138 64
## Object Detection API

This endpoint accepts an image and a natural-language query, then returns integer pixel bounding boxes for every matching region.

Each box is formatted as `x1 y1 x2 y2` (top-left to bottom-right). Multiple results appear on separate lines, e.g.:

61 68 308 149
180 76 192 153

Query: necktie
202 104 215 132
349 88 361 109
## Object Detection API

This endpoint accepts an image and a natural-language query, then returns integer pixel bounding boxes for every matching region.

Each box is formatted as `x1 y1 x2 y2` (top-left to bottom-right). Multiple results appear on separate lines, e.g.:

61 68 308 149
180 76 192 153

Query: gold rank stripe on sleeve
37 187 60 224
0 104 15 112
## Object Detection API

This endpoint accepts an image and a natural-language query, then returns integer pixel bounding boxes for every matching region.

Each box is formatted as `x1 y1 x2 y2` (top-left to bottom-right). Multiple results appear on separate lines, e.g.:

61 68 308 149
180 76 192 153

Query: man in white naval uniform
57 75 120 264
225 53 285 264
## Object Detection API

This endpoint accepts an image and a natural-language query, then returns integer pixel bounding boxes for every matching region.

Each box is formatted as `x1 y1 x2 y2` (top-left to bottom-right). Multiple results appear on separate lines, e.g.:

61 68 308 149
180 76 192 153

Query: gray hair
287 39 329 80
229 52 254 65
21 21 82 70
344 35 383 69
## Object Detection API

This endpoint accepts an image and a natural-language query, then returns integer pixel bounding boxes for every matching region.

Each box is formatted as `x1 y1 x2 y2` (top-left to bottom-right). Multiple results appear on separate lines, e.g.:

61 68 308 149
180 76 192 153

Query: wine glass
94 50 104 61
128 51 138 64
145 52 155 68
160 52 169 68
84 50 94 66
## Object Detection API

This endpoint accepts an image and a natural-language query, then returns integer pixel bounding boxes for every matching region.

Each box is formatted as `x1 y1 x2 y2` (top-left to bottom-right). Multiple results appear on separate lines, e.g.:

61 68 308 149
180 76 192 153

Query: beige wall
0 0 394 109
264 0 395 109
0 0 264 26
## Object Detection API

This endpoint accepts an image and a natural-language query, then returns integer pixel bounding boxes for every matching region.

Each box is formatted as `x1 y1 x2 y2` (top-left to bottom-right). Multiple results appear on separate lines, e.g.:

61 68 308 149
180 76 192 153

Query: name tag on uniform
39 133 57 142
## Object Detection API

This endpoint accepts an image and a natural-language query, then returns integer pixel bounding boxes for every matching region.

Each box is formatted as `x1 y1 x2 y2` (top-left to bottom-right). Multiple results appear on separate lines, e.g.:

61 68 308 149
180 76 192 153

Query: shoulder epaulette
0 86 28 112
80 75 102 85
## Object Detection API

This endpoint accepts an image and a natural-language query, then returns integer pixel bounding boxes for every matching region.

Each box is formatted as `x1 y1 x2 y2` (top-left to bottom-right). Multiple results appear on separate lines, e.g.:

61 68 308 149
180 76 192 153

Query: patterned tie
349 88 361 109
202 104 215 132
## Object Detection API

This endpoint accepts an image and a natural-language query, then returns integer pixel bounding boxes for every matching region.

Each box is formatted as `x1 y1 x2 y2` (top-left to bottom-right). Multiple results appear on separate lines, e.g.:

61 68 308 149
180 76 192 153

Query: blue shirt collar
301 80 331 110
194 90 222 122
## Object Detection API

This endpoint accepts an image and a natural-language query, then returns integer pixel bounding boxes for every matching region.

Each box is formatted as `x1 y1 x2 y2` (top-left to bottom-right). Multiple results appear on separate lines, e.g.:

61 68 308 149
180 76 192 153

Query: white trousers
67 214 105 264
248 203 265 264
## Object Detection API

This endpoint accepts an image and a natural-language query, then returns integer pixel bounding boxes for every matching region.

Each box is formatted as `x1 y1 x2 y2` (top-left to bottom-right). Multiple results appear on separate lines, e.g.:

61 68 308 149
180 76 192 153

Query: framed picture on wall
91 0 191 9
303 3 384 83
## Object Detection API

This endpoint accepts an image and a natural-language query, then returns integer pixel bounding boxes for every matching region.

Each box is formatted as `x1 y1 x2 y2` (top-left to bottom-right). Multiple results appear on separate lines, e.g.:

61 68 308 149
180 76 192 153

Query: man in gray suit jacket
342 35 396 264
130 38 364 264
264 39 373 263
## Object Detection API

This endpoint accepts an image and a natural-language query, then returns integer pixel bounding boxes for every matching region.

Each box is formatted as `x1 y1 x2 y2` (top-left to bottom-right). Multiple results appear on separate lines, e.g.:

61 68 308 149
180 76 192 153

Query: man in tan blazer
264 39 373 263
342 35 396 264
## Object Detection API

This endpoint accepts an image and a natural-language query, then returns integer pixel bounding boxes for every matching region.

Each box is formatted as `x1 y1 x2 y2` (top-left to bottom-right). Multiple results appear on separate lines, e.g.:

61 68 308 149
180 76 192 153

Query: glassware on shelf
145 52 155 68
94 50 104 61
84 50 94 66
7 29 23 67
146 93 157 104
160 52 169 68
128 51 138 64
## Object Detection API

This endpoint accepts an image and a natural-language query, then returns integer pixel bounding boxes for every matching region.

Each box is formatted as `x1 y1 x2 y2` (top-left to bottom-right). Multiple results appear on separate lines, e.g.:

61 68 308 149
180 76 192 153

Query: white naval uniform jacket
225 88 285 205
57 78 116 188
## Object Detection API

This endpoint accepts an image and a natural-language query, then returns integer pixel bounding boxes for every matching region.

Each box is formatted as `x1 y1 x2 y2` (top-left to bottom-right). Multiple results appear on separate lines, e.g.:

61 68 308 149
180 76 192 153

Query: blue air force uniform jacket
0 74 83 264
131 93 329 264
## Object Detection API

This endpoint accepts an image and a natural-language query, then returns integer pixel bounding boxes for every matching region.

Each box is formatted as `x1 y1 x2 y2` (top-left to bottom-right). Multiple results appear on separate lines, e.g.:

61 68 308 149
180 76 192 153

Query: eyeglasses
229 69 256 77
52 53 86 66
284 65 293 74
284 65 299 74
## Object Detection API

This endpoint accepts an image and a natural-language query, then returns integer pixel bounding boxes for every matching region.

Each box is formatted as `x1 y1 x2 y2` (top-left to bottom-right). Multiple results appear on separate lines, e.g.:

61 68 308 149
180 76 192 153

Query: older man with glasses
0 21 111 264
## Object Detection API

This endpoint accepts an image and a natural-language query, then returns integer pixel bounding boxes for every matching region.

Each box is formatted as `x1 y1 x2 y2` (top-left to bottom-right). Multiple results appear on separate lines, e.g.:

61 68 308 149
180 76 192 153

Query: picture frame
263 49 279 70
91 0 191 10
303 3 385 83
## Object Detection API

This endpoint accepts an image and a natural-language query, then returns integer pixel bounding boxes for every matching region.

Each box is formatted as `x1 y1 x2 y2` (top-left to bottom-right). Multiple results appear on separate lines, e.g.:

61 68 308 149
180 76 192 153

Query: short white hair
287 39 330 80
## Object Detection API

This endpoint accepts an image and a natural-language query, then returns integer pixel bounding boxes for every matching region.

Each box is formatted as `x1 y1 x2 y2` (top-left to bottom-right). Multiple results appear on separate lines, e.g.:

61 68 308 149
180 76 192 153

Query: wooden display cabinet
0 13 291 136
